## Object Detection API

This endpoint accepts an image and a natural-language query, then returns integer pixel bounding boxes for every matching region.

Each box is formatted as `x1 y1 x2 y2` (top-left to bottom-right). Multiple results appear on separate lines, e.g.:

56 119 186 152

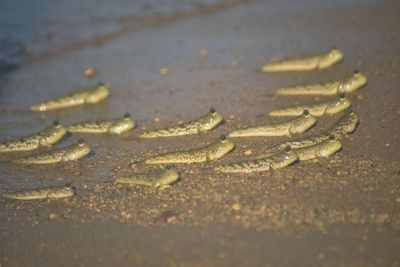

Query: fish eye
339 93 345 98
64 182 72 188
220 134 227 141
210 107 216 114
329 134 335 140
53 120 60 126
98 82 104 86
78 138 84 144
166 165 171 170
124 112 131 118
285 146 291 152
353 69 360 74
303 109 309 115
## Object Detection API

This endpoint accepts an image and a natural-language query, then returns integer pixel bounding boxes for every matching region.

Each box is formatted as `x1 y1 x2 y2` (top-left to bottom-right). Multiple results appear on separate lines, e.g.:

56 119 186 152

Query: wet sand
1 0 400 266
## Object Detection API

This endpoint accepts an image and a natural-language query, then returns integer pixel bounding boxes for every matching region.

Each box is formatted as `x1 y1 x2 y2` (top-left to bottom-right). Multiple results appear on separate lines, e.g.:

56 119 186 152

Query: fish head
109 113 135 134
85 82 110 103
63 140 91 161
319 136 342 157
48 183 75 198
198 107 223 132
159 167 180 185
290 110 317 134
342 109 359 134
328 47 344 63
30 104 47 112
270 146 298 170
329 94 352 114
341 70 367 93
208 134 235 161
39 120 67 146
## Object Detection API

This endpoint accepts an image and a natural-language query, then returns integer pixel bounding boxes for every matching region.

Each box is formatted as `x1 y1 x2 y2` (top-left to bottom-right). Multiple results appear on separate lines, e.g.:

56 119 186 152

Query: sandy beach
1 0 399 266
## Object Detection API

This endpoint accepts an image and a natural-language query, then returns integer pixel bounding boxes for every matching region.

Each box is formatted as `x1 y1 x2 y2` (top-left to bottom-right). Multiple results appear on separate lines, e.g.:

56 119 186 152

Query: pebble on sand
84 67 96 78
153 211 180 224
48 213 58 220
244 150 252 156
160 67 169 76
232 203 241 211
199 48 208 58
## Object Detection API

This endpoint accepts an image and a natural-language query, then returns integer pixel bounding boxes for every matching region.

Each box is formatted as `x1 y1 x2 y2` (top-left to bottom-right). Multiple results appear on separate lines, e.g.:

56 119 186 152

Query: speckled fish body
144 138 235 164
282 110 359 149
0 136 39 153
269 96 351 117
12 141 91 164
140 109 223 138
295 138 342 161
282 133 330 150
328 109 359 139
276 72 367 96
214 149 298 173
228 112 316 137
116 169 179 188
0 123 67 153
68 116 135 134
262 48 344 72
30 83 109 112
2 184 75 200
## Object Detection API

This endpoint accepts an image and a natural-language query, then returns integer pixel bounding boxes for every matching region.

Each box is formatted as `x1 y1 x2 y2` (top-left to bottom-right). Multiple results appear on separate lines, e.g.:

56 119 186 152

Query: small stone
160 67 168 76
166 214 179 224
244 150 252 156
395 197 400 203
154 117 160 123
48 213 58 220
199 48 208 58
376 213 389 224
231 60 239 67
153 211 180 224
232 203 241 211
84 67 96 78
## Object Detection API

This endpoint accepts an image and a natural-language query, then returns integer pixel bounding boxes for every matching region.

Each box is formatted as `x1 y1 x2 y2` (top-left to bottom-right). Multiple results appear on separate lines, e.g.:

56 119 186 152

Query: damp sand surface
1 0 400 266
